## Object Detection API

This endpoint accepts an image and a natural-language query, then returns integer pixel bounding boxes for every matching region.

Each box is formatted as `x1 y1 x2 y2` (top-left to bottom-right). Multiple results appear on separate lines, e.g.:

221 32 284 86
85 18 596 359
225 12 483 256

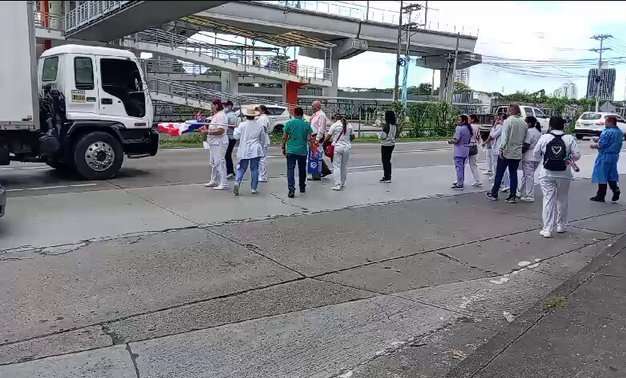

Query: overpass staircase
121 28 332 87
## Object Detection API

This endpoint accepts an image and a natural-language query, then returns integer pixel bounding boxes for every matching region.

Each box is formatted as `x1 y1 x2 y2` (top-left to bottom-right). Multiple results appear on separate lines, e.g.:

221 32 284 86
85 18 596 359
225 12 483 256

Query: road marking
350 164 382 169
6 183 98 192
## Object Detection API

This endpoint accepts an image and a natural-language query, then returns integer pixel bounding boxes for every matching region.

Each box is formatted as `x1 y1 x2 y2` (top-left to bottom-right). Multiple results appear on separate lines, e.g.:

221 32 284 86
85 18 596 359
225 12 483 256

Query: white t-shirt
533 130 581 179
523 127 542 162
207 110 229 145
327 121 353 149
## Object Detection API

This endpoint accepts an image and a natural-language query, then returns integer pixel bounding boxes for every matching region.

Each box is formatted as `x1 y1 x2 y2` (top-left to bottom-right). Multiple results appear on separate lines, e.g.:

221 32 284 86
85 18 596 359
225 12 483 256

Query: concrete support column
221 71 239 96
322 57 339 99
438 66 454 102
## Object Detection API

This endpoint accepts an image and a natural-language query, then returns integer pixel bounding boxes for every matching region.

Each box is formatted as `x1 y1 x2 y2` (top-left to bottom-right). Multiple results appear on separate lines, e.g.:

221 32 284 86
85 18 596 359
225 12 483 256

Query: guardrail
65 0 131 32
33 9 65 31
147 77 290 108
258 0 479 37
127 28 332 83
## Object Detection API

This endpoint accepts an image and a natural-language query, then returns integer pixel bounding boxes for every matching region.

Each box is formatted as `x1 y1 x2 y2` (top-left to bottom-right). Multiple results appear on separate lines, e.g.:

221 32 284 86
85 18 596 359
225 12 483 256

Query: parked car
239 104 290 134
0 184 5 218
495 105 550 133
574 112 626 140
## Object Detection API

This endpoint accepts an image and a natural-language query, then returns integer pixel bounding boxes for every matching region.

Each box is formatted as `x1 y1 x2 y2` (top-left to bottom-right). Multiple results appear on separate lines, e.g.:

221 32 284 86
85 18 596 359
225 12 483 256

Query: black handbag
469 144 478 156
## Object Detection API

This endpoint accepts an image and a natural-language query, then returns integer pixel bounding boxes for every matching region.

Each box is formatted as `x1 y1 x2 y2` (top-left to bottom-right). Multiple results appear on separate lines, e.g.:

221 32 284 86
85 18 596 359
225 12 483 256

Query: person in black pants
223 101 238 179
379 110 397 183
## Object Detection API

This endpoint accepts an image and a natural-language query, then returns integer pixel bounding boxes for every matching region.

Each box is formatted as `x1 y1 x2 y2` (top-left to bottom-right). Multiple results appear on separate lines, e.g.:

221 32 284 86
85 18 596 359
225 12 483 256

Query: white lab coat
233 120 266 160
207 110 228 187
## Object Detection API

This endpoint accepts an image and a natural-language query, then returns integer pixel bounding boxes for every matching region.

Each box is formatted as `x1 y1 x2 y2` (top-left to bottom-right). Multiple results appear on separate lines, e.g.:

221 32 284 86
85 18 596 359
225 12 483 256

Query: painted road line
6 183 98 192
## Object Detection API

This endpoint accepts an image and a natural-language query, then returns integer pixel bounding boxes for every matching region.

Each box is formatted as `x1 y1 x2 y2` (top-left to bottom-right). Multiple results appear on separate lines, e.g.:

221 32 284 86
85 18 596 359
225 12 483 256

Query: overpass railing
33 8 65 32
127 28 333 83
259 1 478 37
65 0 132 32
147 77 289 108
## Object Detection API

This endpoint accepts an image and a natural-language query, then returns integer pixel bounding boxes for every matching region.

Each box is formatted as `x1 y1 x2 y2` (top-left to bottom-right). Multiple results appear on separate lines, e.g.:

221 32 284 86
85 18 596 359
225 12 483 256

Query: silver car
0 184 5 217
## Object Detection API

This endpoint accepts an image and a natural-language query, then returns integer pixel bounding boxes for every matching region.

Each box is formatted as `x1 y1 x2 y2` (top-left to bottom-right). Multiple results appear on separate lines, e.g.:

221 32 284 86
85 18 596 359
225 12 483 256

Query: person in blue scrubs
590 115 623 203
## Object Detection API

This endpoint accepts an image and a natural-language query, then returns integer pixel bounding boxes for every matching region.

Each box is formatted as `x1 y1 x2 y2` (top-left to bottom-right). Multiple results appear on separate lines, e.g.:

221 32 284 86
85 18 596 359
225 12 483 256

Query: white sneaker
556 225 566 233
472 182 483 187
259 178 268 183
213 185 228 190
500 187 510 193
540 230 552 238
520 196 535 203
251 189 258 195
331 185 342 191
204 182 217 188
226 173 235 180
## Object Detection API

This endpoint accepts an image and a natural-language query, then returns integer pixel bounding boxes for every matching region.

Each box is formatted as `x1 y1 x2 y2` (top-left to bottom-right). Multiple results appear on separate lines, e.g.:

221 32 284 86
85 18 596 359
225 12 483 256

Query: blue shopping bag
307 146 322 176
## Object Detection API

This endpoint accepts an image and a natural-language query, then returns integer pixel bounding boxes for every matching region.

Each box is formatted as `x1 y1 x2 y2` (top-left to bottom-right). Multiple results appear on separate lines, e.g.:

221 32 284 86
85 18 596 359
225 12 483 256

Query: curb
447 232 626 378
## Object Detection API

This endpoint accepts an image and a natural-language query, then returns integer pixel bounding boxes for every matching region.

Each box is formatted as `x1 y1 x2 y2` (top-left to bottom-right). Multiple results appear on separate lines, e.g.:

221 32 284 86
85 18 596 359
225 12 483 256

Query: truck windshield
100 59 145 118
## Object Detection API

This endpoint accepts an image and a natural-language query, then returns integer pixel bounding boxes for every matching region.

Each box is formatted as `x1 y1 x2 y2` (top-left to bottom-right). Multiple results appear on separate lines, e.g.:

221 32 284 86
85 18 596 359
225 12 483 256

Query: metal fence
65 0 130 32
124 28 332 83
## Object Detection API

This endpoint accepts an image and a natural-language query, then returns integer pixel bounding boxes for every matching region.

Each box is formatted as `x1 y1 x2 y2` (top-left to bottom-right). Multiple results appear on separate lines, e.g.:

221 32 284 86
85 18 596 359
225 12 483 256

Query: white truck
494 105 550 133
0 2 158 216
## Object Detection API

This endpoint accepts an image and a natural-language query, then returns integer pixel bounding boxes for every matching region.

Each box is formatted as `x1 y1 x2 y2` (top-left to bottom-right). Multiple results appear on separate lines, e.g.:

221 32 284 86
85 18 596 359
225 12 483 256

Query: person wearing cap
199 99 229 190
232 108 267 196
256 105 272 182
224 100 238 179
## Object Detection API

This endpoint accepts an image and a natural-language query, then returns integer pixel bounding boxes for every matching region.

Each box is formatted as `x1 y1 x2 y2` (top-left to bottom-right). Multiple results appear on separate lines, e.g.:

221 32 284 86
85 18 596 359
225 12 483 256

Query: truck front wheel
73 132 123 180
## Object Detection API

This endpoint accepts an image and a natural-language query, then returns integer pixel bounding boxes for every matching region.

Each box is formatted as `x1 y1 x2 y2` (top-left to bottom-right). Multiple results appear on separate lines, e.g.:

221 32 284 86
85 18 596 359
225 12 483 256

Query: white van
495 105 550 133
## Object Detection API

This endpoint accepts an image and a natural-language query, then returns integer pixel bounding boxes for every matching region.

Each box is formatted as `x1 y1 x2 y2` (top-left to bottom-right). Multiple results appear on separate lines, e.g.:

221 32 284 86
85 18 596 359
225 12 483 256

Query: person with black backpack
532 117 581 238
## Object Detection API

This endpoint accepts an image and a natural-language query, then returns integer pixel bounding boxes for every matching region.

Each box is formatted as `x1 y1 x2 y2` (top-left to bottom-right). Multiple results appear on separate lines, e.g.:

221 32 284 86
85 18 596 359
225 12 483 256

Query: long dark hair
341 117 347 134
525 116 541 132
384 110 396 133
459 114 472 136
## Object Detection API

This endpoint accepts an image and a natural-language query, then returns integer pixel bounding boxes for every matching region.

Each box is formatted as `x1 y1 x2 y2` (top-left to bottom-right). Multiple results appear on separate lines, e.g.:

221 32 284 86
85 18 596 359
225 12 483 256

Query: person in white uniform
518 116 542 202
487 115 510 192
232 108 267 196
256 105 271 182
325 116 354 190
201 100 229 190
533 116 581 238
468 114 482 187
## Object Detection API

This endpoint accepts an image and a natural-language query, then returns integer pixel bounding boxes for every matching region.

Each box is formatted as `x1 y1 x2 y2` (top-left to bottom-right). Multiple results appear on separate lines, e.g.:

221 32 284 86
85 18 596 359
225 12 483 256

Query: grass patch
158 133 449 149
543 296 568 310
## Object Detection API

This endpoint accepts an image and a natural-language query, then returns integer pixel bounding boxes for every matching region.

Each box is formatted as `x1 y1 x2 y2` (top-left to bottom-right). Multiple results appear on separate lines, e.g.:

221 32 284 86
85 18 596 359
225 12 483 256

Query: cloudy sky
299 1 626 99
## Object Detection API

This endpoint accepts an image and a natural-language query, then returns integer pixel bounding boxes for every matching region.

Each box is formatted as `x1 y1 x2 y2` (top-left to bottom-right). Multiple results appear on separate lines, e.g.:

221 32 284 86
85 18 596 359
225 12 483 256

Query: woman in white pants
325 116 354 191
468 114 482 187
519 116 542 202
533 117 580 238
256 105 271 182
202 100 229 190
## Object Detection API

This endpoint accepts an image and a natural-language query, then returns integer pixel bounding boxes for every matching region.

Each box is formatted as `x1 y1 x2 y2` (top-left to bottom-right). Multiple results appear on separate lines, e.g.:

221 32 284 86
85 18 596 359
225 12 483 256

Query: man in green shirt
282 107 313 198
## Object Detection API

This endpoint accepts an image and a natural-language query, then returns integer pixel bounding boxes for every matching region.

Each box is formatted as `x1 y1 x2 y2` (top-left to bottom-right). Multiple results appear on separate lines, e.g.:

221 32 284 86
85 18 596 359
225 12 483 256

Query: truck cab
36 45 158 178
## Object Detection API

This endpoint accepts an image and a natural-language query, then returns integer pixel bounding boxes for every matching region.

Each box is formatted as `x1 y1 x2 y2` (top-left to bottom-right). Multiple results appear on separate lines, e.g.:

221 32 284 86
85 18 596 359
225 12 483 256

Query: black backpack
543 133 567 171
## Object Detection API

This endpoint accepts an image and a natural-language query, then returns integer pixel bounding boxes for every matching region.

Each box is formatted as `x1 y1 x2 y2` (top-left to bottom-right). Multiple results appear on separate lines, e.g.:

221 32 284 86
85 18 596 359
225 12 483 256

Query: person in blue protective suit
590 115 623 203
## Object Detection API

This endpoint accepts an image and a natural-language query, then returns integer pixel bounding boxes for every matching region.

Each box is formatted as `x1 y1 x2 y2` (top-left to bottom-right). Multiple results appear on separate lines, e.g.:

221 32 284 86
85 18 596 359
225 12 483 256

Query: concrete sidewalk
1 175 624 377
449 234 626 378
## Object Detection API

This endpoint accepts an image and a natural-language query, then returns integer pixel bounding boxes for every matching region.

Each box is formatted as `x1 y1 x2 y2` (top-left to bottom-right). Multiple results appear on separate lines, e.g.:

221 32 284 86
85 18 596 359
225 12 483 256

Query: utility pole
447 33 460 104
590 34 612 112
393 0 403 102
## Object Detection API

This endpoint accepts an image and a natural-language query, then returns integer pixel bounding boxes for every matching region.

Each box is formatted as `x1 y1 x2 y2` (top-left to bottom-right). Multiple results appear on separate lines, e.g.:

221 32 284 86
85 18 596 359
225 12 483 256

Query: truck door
97 57 147 129
66 55 99 118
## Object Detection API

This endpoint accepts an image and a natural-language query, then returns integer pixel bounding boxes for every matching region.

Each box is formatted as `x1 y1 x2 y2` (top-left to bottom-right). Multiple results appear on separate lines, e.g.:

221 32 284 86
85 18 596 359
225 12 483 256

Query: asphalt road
1 140 625 377
0 140 614 198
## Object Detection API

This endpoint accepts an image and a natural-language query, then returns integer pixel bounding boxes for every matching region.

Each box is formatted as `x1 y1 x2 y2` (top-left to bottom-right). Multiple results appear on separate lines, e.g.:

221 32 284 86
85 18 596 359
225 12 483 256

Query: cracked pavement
1 143 625 377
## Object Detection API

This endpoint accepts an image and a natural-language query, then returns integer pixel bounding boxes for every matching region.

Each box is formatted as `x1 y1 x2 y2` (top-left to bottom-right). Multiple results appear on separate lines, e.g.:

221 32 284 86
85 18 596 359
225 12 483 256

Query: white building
553 82 577 99
455 68 470 86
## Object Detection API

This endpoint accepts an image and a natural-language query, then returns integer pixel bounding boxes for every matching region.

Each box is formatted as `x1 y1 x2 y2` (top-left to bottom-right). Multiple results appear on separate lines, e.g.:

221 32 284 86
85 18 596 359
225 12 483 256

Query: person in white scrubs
533 116 581 238
487 115 510 192
519 116 542 202
232 108 267 195
325 116 354 190
256 105 271 182
201 100 229 190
